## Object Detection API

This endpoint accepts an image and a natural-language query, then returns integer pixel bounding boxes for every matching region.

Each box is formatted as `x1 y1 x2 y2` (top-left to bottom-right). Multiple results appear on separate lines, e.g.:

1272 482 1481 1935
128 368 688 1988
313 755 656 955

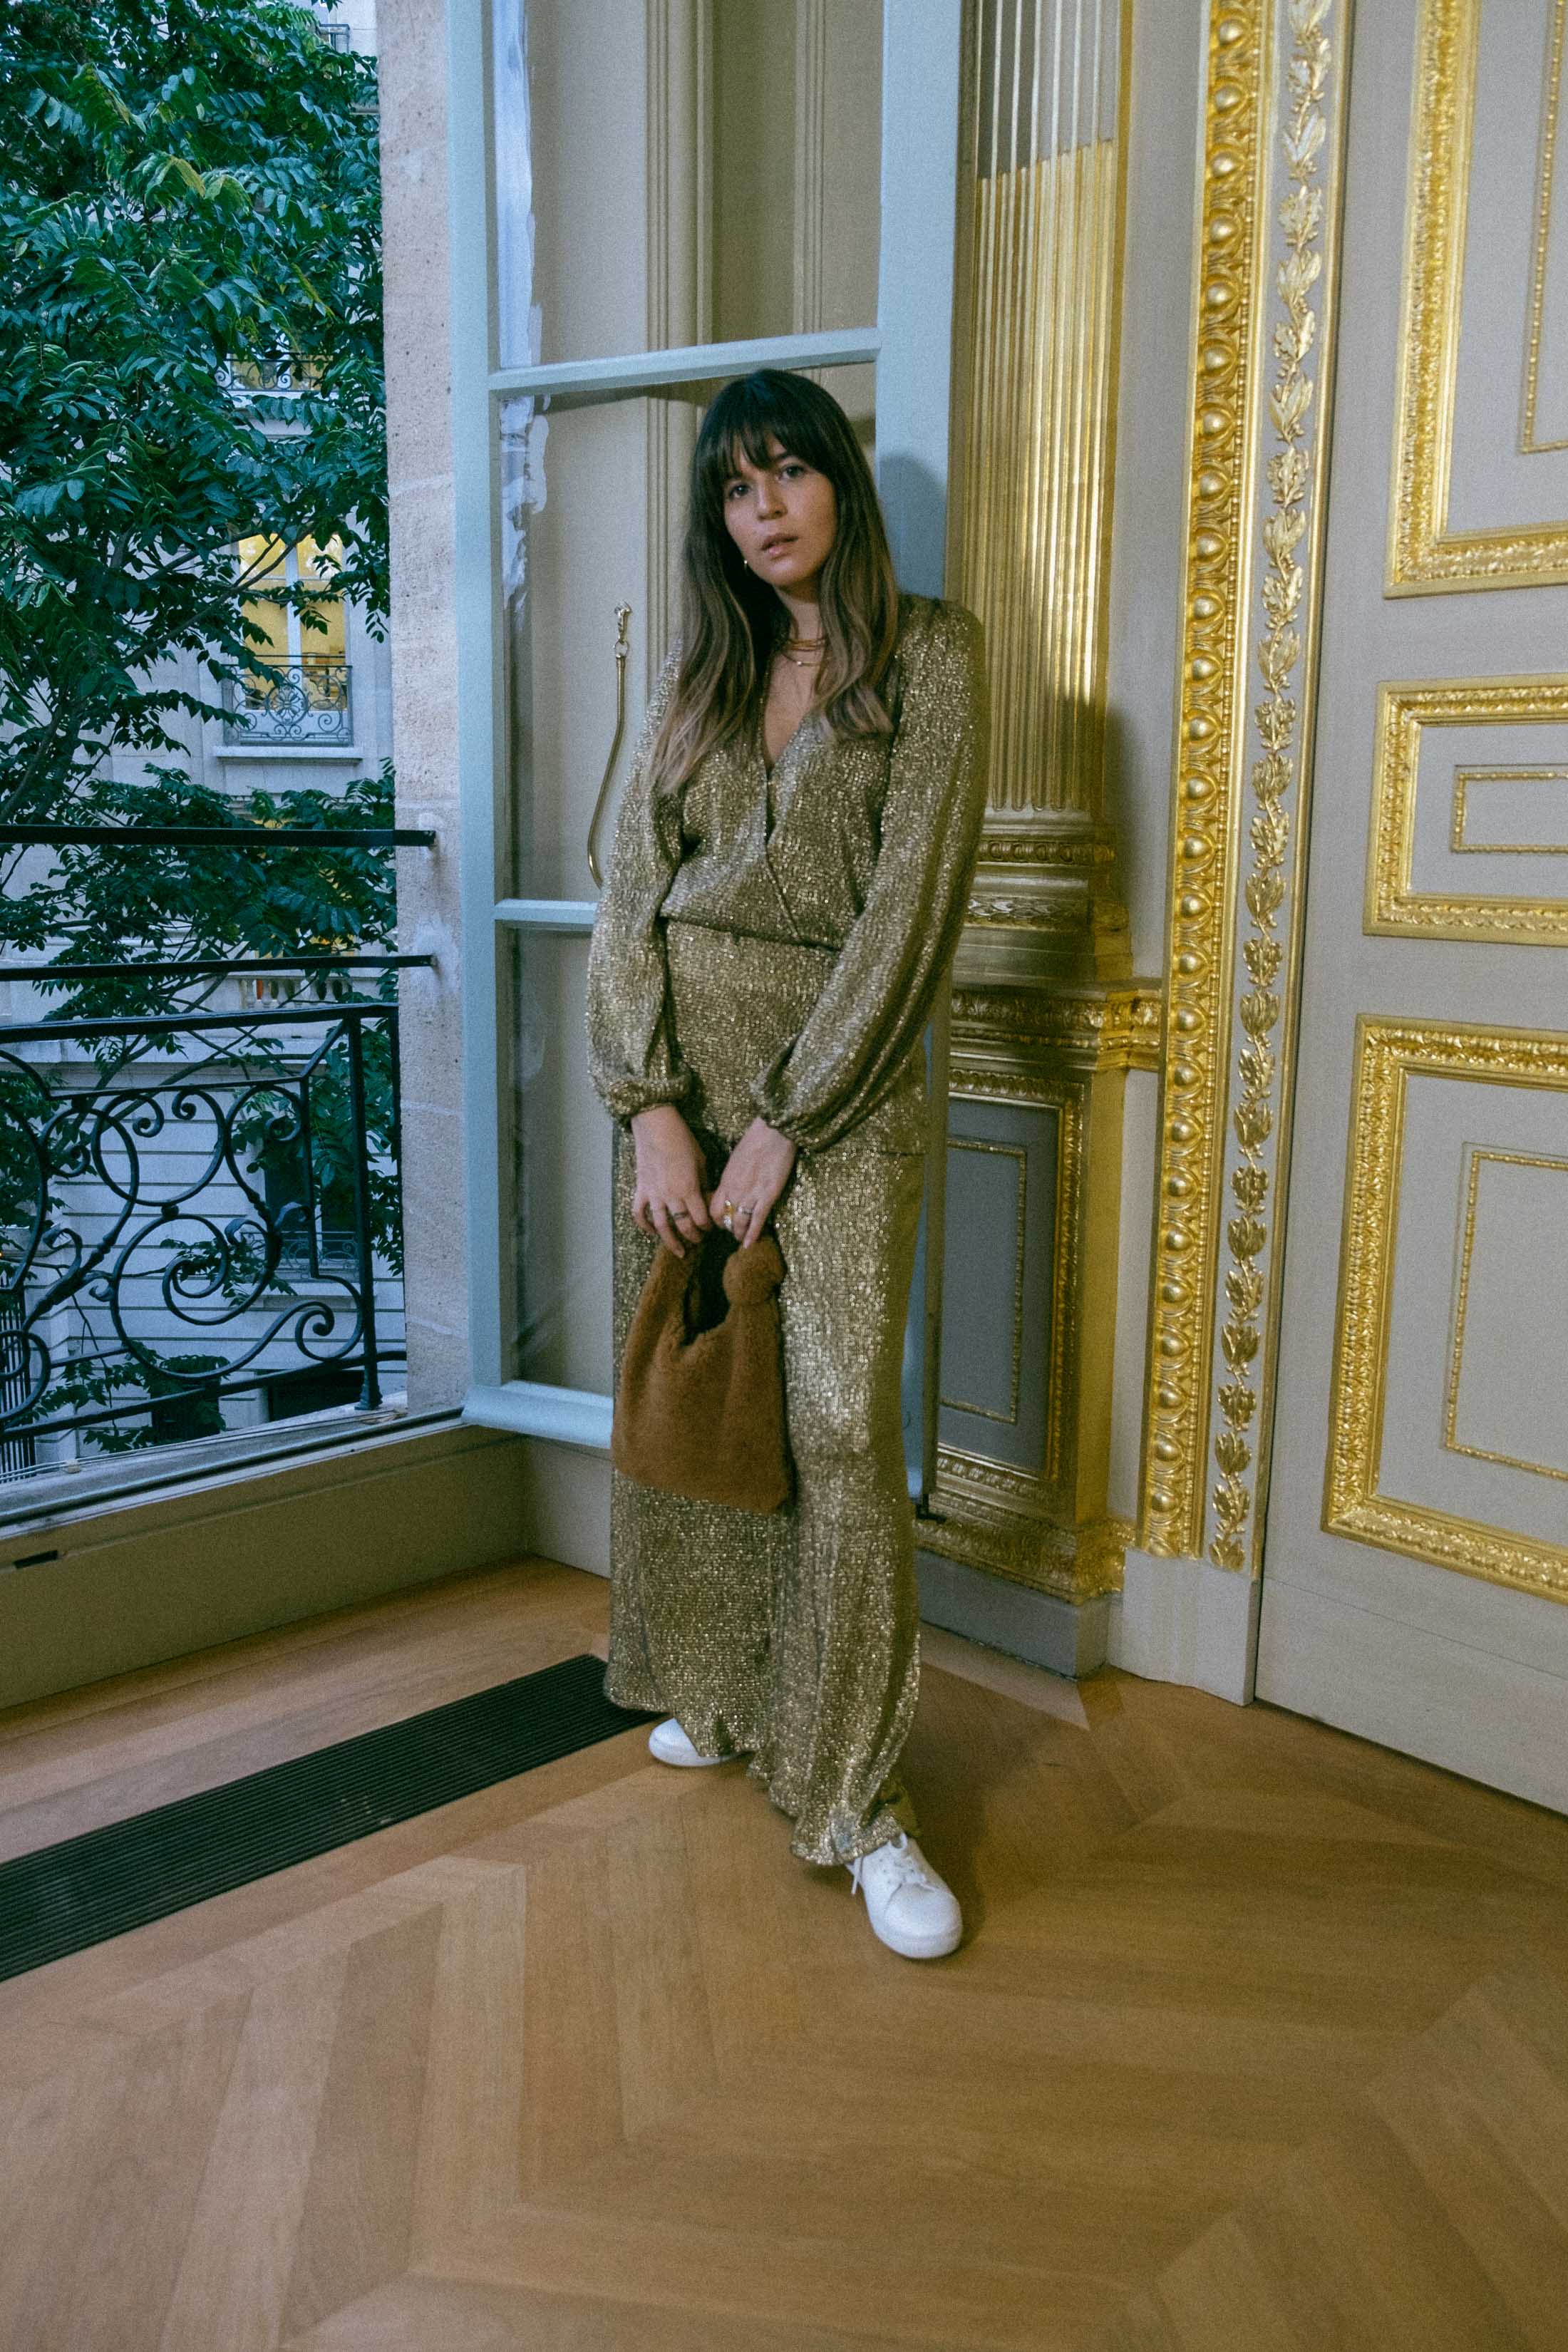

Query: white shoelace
850 1832 939 1898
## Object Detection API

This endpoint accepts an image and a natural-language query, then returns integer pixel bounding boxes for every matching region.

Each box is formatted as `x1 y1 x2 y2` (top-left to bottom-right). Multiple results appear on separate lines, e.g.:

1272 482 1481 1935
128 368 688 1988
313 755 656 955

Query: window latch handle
586 604 634 889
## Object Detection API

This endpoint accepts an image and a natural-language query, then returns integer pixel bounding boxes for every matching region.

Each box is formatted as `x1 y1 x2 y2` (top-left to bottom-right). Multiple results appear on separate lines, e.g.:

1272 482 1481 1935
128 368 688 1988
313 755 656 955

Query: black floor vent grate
0 1653 649 1983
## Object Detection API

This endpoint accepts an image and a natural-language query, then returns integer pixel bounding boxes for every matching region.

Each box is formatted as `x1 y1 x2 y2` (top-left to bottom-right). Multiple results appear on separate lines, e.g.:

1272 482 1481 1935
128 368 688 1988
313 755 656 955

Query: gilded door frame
1138 0 1353 1574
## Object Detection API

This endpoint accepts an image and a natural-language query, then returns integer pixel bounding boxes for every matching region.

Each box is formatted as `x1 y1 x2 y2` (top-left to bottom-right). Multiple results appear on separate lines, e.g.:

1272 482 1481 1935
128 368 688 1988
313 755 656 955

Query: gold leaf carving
1327 1020 1568 1604
1389 0 1568 592
1367 676 1568 944
1208 0 1335 1573
1139 0 1269 1553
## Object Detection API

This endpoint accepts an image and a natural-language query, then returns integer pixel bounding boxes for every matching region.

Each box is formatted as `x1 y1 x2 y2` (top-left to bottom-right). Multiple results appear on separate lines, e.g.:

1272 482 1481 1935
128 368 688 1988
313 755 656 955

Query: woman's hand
630 1105 712 1257
711 1118 798 1248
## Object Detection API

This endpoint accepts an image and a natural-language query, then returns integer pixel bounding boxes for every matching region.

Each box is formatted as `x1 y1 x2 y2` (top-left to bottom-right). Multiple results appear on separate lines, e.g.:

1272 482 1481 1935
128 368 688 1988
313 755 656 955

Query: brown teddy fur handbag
611 1229 792 1513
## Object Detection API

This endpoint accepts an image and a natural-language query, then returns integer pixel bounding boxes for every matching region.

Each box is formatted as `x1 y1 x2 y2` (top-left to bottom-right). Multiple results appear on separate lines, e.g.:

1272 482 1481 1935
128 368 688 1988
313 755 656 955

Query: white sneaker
647 1717 729 1768
849 1833 962 1960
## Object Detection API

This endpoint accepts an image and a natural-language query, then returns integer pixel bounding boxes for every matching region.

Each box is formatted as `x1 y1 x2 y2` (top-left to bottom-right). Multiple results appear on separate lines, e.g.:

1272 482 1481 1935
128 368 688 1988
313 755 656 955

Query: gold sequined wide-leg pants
604 924 927 1867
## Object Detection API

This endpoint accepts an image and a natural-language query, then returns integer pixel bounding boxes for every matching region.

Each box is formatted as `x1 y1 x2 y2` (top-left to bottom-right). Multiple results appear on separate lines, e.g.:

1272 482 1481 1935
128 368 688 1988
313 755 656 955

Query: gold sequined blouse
587 593 989 1156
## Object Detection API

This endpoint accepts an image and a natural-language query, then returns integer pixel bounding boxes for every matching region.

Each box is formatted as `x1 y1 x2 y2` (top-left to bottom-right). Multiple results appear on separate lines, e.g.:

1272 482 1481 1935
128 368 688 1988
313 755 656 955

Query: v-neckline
758 706 813 786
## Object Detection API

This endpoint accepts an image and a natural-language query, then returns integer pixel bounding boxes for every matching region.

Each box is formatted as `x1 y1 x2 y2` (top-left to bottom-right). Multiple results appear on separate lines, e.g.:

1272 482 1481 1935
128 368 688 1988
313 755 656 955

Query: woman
586 368 987 1960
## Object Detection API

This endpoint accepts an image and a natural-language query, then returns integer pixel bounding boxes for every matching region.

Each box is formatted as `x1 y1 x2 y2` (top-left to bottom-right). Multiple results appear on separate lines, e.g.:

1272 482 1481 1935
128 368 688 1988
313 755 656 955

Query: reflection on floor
1 1557 1566 2351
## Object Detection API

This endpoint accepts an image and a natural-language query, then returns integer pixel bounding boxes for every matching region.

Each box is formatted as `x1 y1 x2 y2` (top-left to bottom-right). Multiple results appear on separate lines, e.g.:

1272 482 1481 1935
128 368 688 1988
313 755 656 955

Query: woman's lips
758 535 795 556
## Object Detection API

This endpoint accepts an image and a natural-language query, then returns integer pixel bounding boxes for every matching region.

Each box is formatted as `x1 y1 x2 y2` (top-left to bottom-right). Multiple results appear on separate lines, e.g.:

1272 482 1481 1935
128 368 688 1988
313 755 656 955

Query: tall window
450 0 964 1468
227 534 353 746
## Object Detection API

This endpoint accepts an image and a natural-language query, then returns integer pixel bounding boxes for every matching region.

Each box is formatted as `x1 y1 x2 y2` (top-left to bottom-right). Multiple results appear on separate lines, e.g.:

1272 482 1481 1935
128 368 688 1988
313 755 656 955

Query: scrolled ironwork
0 1006 399 1472
221 656 354 746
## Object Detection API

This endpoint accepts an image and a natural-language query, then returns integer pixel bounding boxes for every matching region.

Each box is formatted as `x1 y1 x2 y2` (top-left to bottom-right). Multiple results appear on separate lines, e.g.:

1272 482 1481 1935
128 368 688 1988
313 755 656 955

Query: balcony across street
222 656 354 748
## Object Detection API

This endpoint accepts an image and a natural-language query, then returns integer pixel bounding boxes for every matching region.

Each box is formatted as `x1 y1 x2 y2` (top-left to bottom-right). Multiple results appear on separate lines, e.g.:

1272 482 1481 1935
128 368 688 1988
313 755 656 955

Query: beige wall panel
1259 0 1568 1803
0 1427 532 1713
1255 1574 1568 1813
1389 0 1568 588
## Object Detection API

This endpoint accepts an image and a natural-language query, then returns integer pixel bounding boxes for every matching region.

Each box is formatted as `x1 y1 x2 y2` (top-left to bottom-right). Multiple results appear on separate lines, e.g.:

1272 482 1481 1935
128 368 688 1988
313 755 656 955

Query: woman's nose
753 475 784 519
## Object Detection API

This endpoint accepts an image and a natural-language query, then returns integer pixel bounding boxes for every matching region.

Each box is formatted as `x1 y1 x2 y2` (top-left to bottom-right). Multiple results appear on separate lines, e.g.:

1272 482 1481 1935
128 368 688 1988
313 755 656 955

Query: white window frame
449 0 964 1465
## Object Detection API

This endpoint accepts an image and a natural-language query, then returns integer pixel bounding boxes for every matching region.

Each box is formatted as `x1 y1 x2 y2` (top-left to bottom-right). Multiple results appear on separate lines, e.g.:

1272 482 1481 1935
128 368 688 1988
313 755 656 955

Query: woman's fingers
680 1187 713 1232
647 1198 684 1256
738 1181 780 1247
630 1108 714 1256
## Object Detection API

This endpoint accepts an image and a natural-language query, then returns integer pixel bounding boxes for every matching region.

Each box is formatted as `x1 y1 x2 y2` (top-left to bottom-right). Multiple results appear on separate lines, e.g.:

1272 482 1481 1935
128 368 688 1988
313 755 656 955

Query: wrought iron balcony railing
222 657 353 747
0 1003 402 1480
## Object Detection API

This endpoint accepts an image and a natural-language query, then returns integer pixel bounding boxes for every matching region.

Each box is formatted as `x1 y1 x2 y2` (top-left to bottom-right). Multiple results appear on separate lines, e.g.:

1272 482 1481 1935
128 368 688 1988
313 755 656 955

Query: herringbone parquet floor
1 1557 1566 2351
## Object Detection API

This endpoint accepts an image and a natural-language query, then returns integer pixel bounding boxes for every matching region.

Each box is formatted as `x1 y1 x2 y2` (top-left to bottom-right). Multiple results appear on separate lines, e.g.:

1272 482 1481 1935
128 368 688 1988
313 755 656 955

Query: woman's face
721 437 838 599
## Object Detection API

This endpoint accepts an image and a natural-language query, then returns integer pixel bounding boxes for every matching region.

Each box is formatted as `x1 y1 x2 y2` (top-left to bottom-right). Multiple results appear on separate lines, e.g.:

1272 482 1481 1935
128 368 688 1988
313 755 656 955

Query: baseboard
1109 1547 1260 1704
518 1439 611 1578
916 1549 1110 1679
0 1421 535 1713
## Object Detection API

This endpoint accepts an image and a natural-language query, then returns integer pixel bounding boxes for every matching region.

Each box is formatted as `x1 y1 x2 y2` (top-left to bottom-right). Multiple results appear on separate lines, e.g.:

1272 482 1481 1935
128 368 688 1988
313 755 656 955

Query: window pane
501 388 696 902
509 929 613 1394
500 373 875 902
494 0 884 370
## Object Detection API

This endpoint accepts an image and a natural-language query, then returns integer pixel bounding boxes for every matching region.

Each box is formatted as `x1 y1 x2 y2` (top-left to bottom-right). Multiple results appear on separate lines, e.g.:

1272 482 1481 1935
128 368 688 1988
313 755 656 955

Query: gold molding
919 1468 1131 1604
1389 0 1568 592
951 981 1162 1071
1208 0 1339 1574
940 1138 1027 1426
976 833 1118 869
1443 1145 1568 1482
1140 0 1269 1556
1325 1016 1568 1604
1367 676 1568 942
1522 0 1567 453
1452 766 1568 853
1141 0 1351 1564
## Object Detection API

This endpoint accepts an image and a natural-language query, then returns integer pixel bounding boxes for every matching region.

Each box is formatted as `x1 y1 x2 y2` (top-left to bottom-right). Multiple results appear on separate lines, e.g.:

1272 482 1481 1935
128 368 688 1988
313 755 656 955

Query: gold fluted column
954 0 1132 988
922 0 1152 1631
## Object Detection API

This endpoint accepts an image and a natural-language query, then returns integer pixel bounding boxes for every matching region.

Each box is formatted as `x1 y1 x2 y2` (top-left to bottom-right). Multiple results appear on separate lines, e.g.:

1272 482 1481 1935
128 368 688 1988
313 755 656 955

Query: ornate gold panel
1366 676 1568 943
1452 767 1568 853
922 1021 1129 1605
1325 1016 1568 1603
1389 0 1568 591
1522 0 1567 452
939 1139 1027 1425
1142 0 1348 1569
1444 1146 1568 1481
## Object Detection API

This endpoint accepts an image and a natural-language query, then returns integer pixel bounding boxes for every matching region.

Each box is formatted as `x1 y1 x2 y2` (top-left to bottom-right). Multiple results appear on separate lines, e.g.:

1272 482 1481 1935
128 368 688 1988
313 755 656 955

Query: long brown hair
646 370 902 800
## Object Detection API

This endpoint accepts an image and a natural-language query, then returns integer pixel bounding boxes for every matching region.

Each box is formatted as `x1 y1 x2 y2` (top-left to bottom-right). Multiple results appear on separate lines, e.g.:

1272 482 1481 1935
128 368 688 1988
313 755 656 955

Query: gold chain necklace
776 632 825 670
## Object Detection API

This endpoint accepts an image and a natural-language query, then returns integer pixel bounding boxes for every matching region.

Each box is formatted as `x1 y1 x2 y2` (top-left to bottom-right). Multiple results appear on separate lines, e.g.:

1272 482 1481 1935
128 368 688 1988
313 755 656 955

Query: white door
1259 0 1568 1809
447 1 965 1522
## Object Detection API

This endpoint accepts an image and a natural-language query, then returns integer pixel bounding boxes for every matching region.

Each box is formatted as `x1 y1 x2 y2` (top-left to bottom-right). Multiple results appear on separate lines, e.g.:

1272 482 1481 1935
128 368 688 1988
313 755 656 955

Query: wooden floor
2 1558 1567 2351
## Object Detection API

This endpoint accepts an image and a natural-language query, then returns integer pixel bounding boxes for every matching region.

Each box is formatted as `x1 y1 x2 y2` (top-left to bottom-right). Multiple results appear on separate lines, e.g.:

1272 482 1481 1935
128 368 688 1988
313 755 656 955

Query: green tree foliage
0 0 386 814
0 0 400 1447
